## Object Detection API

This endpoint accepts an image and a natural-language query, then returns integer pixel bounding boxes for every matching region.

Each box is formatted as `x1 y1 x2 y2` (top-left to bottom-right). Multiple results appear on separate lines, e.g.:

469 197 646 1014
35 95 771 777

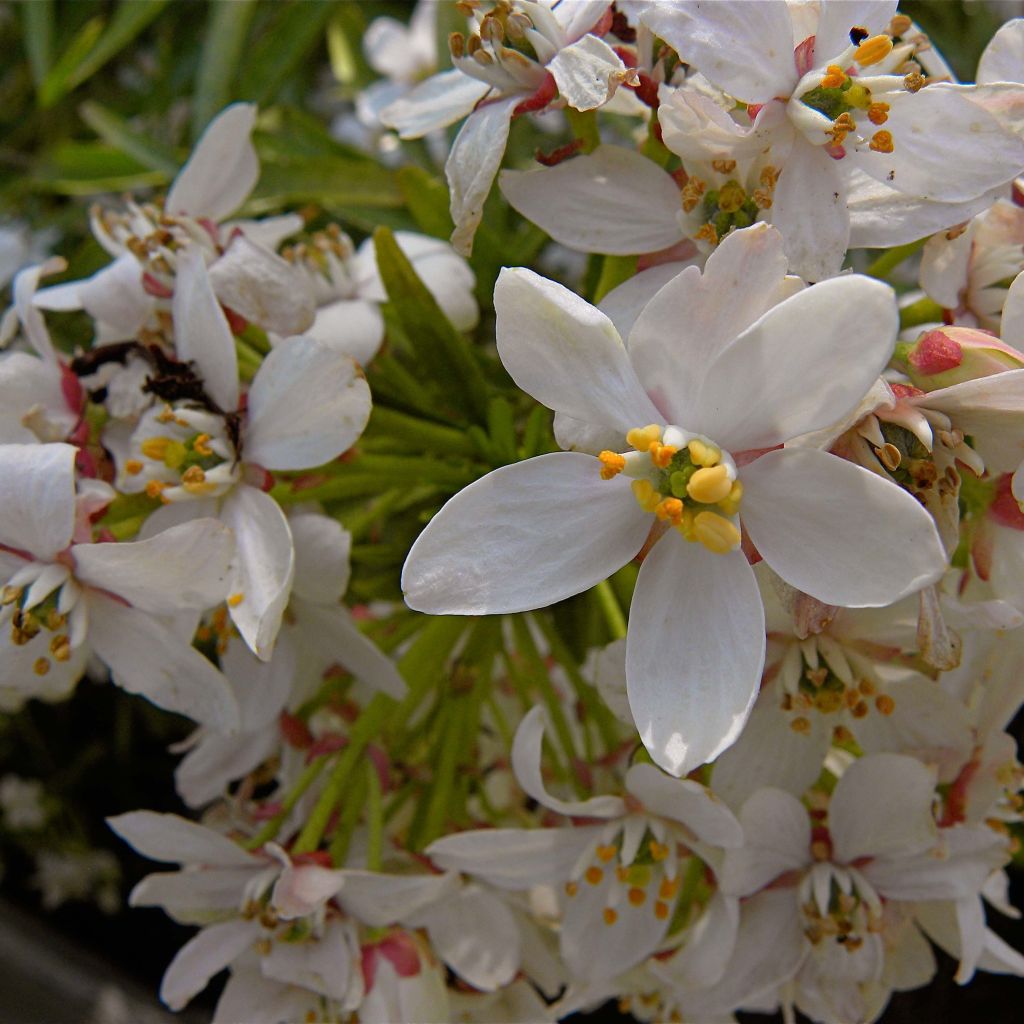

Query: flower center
1 567 79 677
599 425 742 555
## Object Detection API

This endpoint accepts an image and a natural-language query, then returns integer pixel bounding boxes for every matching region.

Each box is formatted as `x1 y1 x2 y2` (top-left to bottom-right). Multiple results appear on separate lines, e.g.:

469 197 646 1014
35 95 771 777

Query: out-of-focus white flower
33 848 120 913
0 775 47 831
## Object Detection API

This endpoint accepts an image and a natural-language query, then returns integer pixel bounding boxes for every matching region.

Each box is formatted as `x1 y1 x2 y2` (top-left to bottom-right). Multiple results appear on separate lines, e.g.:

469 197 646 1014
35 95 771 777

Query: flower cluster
3 3 1024 1023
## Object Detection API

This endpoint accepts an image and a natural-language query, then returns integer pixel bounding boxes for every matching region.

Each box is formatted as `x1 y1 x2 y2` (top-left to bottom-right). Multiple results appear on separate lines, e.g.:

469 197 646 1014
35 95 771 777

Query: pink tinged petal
88 593 240 731
289 514 350 603
173 246 239 412
829 752 938 863
306 299 385 366
512 706 626 818
160 919 259 1010
628 223 790 423
549 34 626 112
626 538 765 777
334 869 458 927
414 887 520 990
0 441 76 561
402 453 649 614
243 337 370 470
426 826 605 890
812 1 898 65
641 0 797 103
920 225 974 309
849 87 1024 202
499 146 684 255
650 892 739 990
771 138 850 282
166 103 258 221
0 352 73 444
270 859 345 920
261 922 354 1001
720 788 810 897
740 448 946 607
447 97 519 256
978 18 1024 84
495 267 661 432
73 518 234 615
381 70 491 139
624 763 742 847
208 236 316 336
13 260 61 360
692 274 897 450
221 484 295 661
106 810 257 867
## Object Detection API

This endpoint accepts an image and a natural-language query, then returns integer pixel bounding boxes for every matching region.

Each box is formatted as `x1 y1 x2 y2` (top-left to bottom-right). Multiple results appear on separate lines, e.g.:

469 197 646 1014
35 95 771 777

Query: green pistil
702 180 759 236
801 78 856 120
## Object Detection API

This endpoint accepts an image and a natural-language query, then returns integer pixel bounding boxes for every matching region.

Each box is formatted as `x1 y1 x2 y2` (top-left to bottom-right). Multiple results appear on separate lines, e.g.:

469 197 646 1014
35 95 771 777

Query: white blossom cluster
3 2 1024 1022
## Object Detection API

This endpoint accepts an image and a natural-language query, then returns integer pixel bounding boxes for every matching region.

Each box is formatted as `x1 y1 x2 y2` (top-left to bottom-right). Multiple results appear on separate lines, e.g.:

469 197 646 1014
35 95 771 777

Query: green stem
565 107 600 153
235 338 263 379
593 255 638 304
327 764 368 866
368 406 479 458
594 580 628 640
899 296 945 330
365 761 384 870
243 753 334 851
865 237 926 280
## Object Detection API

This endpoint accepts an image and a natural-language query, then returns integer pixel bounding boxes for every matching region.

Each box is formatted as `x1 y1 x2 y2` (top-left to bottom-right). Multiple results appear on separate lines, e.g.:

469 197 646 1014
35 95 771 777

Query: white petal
829 753 937 863
228 213 305 250
741 448 946 607
208 236 316 336
106 810 257 866
243 337 370 471
1003 271 1024 351
289 513 350 604
650 892 739 990
549 34 626 112
334 869 458 927
89 594 240 731
495 266 661 432
692 273 897 449
771 137 850 282
920 223 974 309
511 705 626 818
447 97 519 256
403 453 648 614
175 727 279 809
166 103 258 221
381 70 491 139
221 485 295 661
626 538 765 777
0 441 75 561
12 260 58 360
306 299 384 366
978 18 1024 84
628 223 790 423
260 922 354 1000
0 352 72 444
74 518 234 615
160 919 257 1010
720 788 810 896
641 0 798 103
426 825 606 890
499 146 684 255
311 604 407 700
270 859 345 920
598 261 701 342
173 246 239 412
214 965 320 1024
812 1 898 65
625 763 742 847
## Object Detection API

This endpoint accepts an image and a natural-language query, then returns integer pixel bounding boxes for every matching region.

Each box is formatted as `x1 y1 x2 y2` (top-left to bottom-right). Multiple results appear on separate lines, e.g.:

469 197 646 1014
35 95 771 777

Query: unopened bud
901 326 1024 389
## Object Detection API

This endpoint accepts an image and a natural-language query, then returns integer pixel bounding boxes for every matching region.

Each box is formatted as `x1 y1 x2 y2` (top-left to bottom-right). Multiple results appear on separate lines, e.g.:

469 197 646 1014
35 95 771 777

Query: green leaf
79 101 179 175
373 226 491 425
192 0 258 137
32 141 166 195
326 4 372 85
246 155 402 213
397 166 453 239
40 1 171 108
21 0 55 91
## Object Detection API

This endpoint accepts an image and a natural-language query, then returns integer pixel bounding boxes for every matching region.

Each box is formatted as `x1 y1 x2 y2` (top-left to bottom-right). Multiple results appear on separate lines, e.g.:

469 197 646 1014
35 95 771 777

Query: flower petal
626 538 764 777
598 261 702 342
402 453 649 614
243 337 370 470
812 1 898 64
741 448 947 607
0 441 76 561
160 919 258 1011
978 17 1024 84
334 869 458 927
166 103 258 221
106 810 257 867
499 146 684 255
549 34 626 112
306 299 385 367
495 266 661 432
289 513 351 604
260 922 353 1000
381 70 491 139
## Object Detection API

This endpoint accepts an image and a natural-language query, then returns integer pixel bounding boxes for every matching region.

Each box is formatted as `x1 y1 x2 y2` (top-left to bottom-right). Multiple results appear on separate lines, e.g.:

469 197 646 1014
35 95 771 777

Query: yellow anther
711 158 737 174
903 71 925 93
717 479 744 516
603 907 618 925
854 34 893 67
867 102 890 125
565 881 578 897
821 64 846 89
628 887 646 906
680 177 706 213
815 689 844 713
596 844 617 863
156 404 177 424
598 451 626 479
140 437 171 461
752 189 773 210
615 865 630 882
694 222 719 246
124 459 144 476
890 14 912 36
686 464 733 504
227 592 244 608
687 439 720 467
870 129 894 153
654 497 684 526
181 465 208 494
627 425 662 451
33 657 50 676
585 865 604 885
649 841 669 862
693 510 741 554
759 165 780 188
875 694 896 715
858 678 877 696
717 180 747 214
851 700 869 719
50 635 71 662
1 586 20 605
654 900 670 920
658 876 680 901
790 716 812 735
193 433 214 457
145 480 166 499
631 479 661 513
673 505 696 541
649 443 677 469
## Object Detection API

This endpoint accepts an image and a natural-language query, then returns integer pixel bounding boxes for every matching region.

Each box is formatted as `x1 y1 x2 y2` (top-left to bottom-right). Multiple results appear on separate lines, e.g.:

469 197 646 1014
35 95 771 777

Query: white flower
0 442 238 728
0 774 47 831
403 225 946 776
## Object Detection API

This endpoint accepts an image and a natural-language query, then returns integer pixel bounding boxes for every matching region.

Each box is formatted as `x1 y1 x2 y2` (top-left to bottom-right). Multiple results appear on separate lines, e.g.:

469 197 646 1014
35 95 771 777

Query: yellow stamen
875 694 896 715
680 177 706 213
603 907 618 925
693 510 741 554
659 876 681 899
870 130 894 153
628 887 646 906
752 189 773 210
649 841 669 862
694 222 718 246
717 181 746 214
654 497 684 526
227 592 244 608
50 636 71 662
124 459 144 476
193 433 214 457
631 479 661 514
759 166 780 188
596 844 617 863
654 901 670 920
649 443 677 469
717 480 744 516
711 158 736 174
598 451 626 480
33 657 50 676
140 437 170 461
585 865 604 885
890 14 912 36
854 34 893 67
687 439 720 467
867 102 890 125
821 64 846 89
181 465 209 494
145 480 166 499
627 424 662 451
616 865 630 882
903 72 925 93
790 716 812 735
565 881 578 897
686 464 733 504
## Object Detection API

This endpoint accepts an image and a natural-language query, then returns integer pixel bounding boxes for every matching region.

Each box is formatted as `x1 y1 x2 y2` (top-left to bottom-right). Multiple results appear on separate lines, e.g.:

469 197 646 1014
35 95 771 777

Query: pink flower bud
902 327 1024 389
